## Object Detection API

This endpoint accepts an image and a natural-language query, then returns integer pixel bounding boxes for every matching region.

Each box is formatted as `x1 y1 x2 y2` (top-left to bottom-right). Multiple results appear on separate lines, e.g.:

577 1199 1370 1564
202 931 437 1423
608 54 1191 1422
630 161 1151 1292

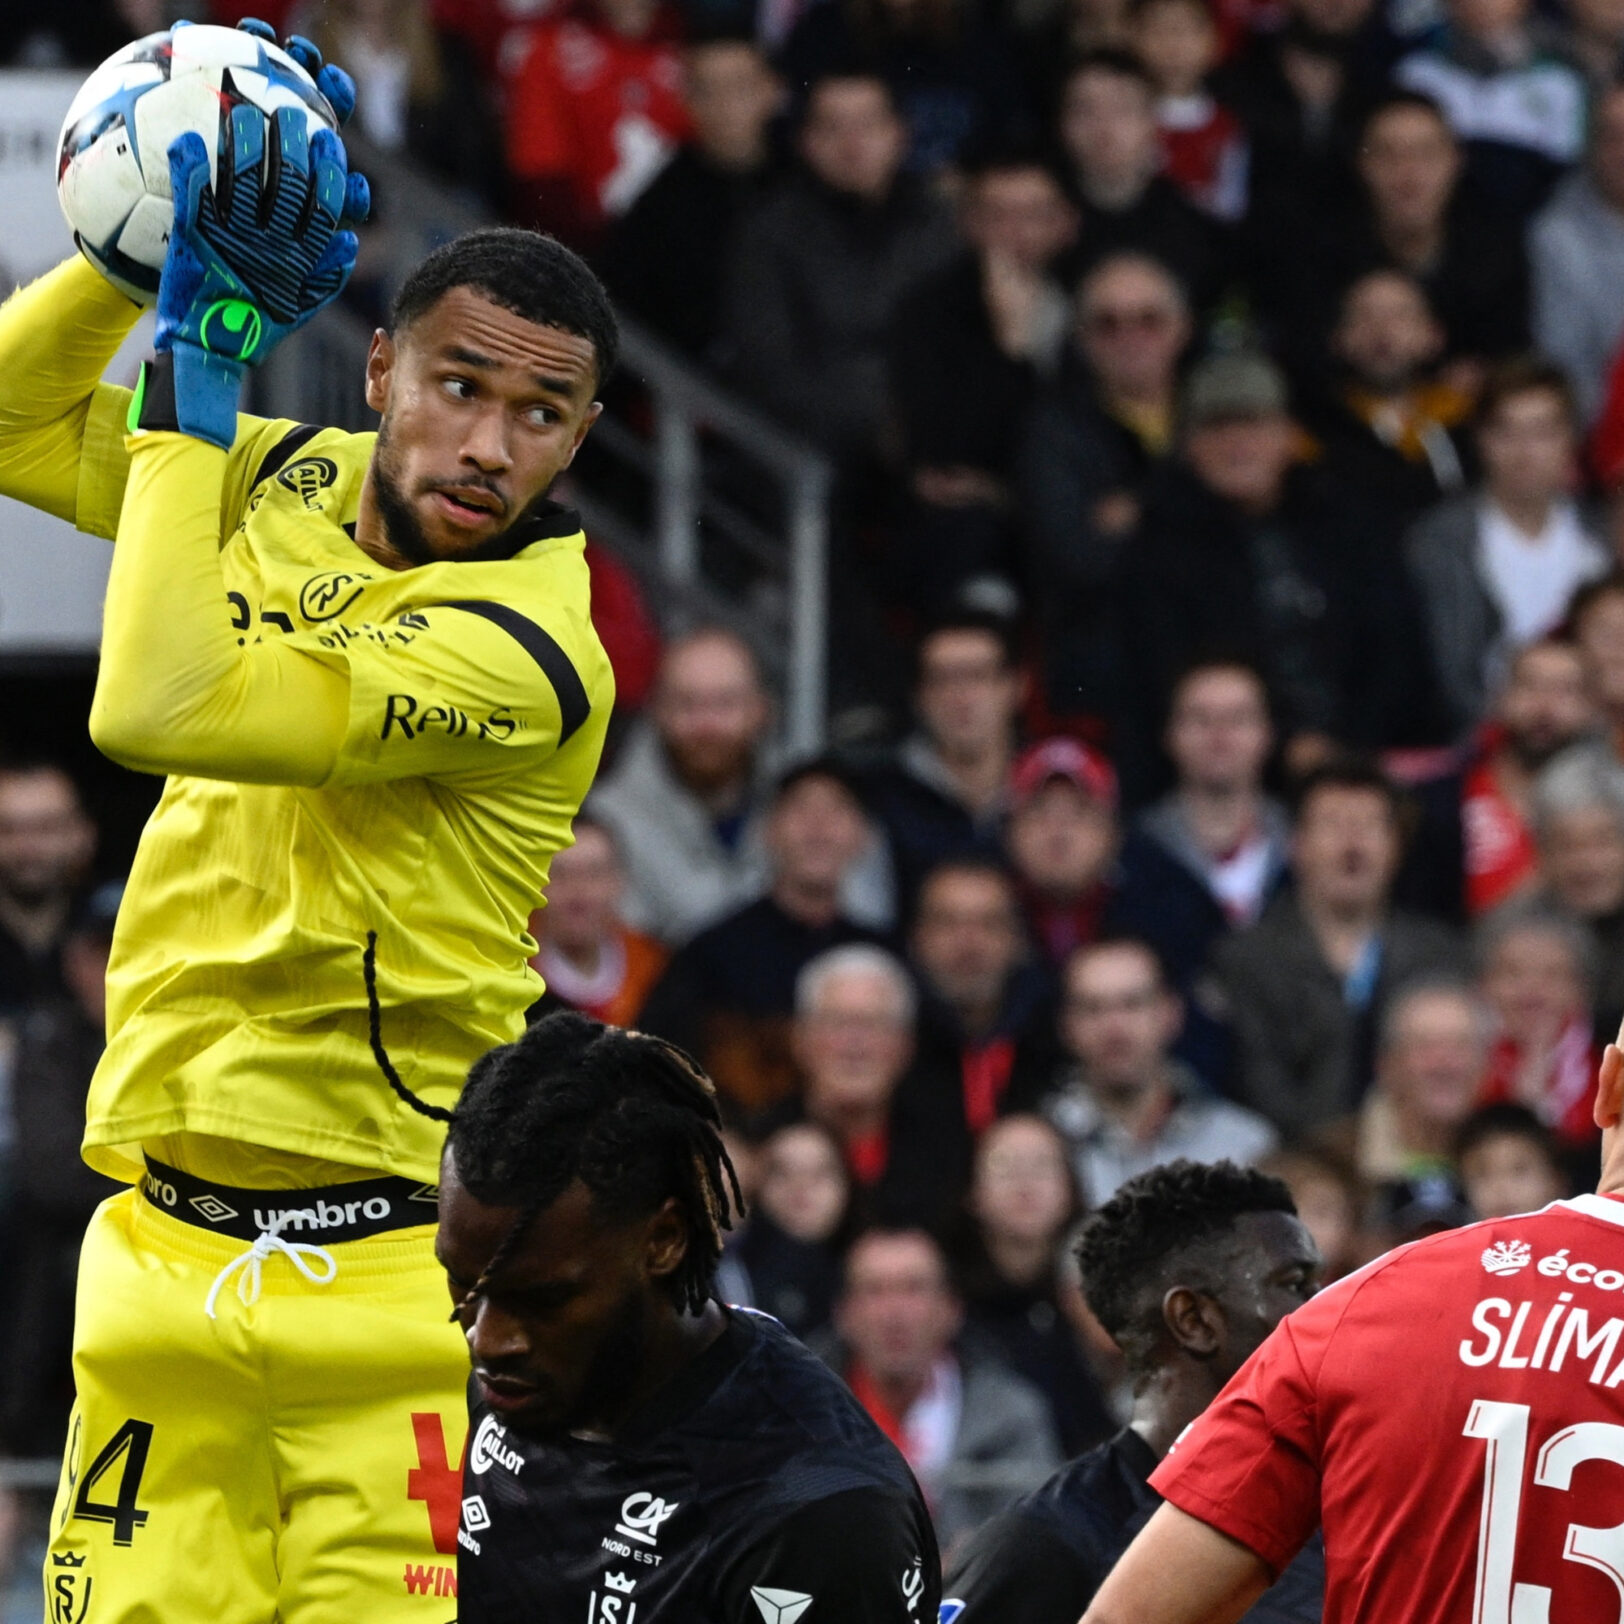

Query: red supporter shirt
1152 1196 1624 1623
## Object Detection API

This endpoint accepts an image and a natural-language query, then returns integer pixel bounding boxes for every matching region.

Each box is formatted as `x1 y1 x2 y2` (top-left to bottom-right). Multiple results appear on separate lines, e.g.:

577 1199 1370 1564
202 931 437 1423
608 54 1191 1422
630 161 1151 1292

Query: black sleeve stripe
249 423 323 491
435 600 591 745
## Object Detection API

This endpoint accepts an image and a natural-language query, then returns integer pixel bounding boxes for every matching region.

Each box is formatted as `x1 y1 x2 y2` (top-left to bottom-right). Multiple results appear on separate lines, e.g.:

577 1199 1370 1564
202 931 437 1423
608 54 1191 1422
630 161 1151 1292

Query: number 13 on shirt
1465 1399 1624 1623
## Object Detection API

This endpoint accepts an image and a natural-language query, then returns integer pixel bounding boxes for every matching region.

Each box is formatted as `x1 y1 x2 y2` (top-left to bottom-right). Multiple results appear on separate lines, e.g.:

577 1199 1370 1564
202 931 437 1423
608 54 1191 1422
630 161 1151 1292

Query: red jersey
1461 755 1539 917
1153 1196 1624 1623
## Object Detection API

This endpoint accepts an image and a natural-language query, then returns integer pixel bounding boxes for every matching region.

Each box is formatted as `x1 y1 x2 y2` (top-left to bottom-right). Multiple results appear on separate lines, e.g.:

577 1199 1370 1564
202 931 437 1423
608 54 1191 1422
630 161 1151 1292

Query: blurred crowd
12 0 1624 1565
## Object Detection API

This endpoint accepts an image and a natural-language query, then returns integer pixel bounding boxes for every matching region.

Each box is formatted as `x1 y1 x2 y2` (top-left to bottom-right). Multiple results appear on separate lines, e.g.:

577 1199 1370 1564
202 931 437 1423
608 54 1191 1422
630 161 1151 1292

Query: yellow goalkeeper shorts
44 1177 470 1624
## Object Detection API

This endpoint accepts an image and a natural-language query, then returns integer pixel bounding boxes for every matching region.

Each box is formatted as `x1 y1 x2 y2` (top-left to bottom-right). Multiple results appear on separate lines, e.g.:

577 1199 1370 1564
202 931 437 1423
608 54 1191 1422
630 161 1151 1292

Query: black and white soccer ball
57 23 340 306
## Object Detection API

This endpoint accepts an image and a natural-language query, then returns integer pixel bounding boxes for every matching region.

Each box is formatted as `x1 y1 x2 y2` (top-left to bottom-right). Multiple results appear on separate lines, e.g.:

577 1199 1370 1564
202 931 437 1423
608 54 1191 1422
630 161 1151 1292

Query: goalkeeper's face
362 287 603 565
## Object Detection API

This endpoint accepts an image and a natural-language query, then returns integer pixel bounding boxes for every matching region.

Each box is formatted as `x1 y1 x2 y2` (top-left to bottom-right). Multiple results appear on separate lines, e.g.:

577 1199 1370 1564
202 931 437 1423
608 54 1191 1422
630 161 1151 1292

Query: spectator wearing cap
0 880 123 1458
1006 738 1121 971
1045 937 1278 1206
527 816 669 1030
1117 351 1433 776
1212 763 1467 1139
863 610 1025 917
1406 359 1606 742
1017 251 1190 726
638 760 891 1115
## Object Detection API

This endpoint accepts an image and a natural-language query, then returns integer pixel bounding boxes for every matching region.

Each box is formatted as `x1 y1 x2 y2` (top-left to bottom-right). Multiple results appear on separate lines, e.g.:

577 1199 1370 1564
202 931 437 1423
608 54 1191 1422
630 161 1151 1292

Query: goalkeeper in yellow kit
0 20 616 1624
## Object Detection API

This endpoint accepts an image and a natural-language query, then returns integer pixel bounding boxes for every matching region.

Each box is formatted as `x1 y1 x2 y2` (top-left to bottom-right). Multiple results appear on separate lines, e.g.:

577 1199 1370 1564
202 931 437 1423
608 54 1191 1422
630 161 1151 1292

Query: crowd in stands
16 0 1624 1573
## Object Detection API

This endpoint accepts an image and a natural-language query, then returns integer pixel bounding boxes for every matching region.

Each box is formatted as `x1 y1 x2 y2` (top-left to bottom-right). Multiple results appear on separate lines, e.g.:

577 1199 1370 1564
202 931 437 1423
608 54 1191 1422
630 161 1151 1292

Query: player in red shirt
1083 1028 1624 1624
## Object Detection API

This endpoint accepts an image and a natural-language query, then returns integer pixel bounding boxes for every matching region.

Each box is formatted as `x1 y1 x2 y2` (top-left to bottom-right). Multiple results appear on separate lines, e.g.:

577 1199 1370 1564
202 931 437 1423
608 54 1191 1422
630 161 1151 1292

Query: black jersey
941 1427 1324 1624
459 1307 941 1624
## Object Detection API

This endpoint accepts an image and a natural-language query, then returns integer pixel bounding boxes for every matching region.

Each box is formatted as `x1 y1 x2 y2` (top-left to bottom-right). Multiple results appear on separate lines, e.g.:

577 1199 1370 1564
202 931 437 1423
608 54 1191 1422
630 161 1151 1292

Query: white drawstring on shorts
204 1219 339 1320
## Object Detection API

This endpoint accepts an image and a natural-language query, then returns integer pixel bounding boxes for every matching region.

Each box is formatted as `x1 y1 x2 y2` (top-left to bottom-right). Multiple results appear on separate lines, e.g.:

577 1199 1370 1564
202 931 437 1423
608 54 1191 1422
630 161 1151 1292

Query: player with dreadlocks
437 1011 941 1624
942 1159 1324 1624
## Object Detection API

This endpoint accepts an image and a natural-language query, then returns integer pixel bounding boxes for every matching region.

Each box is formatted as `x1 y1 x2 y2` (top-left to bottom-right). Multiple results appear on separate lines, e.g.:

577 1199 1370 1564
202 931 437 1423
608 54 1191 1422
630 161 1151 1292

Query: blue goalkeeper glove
139 65 369 446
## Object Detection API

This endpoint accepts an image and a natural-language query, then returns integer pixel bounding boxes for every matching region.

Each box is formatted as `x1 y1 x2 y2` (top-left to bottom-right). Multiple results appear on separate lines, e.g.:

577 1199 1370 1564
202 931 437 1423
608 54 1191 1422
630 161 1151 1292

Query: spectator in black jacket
864 609 1024 914
719 71 958 463
601 34 785 360
887 151 1077 612
1018 252 1190 724
0 881 122 1457
942 1159 1325 1624
1117 351 1436 776
1056 50 1233 315
639 758 887 1116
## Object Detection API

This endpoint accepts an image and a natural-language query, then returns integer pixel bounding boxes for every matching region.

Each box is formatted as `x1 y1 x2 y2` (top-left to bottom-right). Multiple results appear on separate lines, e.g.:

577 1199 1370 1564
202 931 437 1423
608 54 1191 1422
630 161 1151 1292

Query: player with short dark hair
942 1159 1322 1623
1084 1028 1624 1624
438 1012 941 1624
0 23 615 1622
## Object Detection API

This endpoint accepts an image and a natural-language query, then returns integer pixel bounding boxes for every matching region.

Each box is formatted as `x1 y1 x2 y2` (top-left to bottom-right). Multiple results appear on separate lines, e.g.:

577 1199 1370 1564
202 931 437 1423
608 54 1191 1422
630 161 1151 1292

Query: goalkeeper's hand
142 37 369 447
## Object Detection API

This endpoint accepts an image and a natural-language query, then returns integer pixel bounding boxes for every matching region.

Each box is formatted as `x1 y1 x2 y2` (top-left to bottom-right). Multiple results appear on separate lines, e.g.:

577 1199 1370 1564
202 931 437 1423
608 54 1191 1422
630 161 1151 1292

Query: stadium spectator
953 1112 1118 1454
1056 49 1232 314
1114 661 1288 970
1407 359 1605 739
908 860 1059 1158
1393 0 1586 223
1219 0 1375 238
791 944 951 1224
1455 1099 1571 1216
1530 745 1624 1029
1214 762 1465 1139
600 34 784 359
1118 352 1431 770
526 815 668 1028
0 762 96 1015
719 72 958 461
1277 91 1531 377
864 610 1024 911
591 628 889 944
1133 0 1249 221
888 152 1077 613
502 0 691 251
1308 268 1471 529
775 0 1031 174
830 1225 1063 1549
1570 572 1624 748
0 882 121 1458
1565 0 1624 91
638 758 886 1113
943 1159 1325 1624
1404 635 1596 920
298 0 502 202
1046 938 1277 1205
1005 738 1121 970
1258 1144 1370 1280
1317 976 1486 1217
1475 898 1600 1150
1018 252 1190 725
724 1119 853 1338
1530 83 1624 425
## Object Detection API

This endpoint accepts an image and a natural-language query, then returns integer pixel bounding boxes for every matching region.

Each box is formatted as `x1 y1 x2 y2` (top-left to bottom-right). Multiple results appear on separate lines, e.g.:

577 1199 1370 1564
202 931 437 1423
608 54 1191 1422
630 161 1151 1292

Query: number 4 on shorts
73 1419 154 1546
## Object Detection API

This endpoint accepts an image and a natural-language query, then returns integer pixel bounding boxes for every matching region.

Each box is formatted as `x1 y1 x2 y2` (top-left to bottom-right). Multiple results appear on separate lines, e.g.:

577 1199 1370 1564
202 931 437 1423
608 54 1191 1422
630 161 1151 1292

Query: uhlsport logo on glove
199 298 264 360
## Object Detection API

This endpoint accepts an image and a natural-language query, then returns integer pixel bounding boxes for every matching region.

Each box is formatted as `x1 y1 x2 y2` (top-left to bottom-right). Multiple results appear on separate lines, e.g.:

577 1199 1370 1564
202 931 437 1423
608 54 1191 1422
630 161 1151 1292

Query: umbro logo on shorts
190 1194 239 1224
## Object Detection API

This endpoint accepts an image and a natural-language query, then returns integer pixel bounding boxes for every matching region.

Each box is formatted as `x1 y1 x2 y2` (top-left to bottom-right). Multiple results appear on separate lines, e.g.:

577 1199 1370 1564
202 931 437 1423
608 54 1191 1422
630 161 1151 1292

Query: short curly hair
1075 1159 1297 1371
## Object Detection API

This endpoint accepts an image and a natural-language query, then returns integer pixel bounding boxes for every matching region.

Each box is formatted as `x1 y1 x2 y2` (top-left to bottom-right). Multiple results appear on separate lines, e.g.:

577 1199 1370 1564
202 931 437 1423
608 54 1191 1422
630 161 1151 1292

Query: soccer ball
57 24 339 306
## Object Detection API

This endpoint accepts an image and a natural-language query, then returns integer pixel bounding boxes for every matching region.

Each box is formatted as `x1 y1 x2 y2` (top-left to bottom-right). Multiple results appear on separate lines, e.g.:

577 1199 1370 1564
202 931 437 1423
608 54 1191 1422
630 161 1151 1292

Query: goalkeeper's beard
371 414 515 566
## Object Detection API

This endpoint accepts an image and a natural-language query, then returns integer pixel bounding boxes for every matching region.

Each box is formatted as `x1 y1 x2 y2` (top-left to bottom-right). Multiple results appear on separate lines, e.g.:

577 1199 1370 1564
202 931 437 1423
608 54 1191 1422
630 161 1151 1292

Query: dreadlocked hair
1075 1159 1297 1372
447 1011 744 1317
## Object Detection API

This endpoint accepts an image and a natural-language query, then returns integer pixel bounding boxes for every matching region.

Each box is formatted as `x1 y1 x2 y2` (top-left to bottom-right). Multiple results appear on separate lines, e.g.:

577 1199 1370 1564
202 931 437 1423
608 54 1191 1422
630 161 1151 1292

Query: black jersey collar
609 1305 755 1452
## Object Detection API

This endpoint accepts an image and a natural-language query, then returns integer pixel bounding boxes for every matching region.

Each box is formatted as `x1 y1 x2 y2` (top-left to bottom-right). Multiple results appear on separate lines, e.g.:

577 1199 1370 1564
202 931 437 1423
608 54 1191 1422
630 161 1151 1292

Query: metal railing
247 143 833 753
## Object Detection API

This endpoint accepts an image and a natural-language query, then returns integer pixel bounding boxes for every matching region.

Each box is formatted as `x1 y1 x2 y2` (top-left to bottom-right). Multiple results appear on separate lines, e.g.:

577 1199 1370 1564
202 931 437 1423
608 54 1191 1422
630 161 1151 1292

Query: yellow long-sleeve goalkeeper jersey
0 258 613 1184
